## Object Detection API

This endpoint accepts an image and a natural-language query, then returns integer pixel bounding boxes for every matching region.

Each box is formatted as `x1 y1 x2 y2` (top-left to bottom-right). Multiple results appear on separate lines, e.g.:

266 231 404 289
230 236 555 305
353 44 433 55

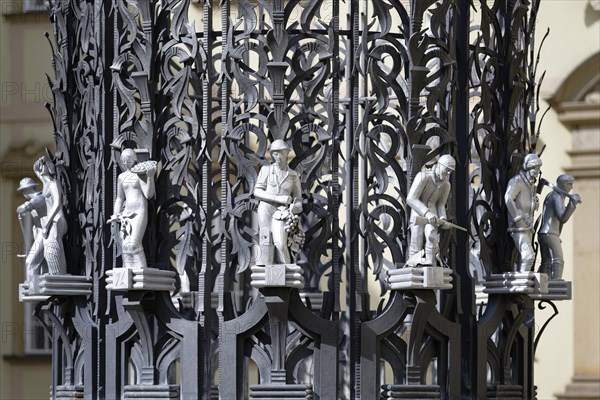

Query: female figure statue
25 156 67 278
108 148 156 269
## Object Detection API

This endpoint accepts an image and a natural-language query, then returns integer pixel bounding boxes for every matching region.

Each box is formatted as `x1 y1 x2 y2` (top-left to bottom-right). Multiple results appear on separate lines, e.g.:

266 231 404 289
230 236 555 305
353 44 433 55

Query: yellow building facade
0 1 597 399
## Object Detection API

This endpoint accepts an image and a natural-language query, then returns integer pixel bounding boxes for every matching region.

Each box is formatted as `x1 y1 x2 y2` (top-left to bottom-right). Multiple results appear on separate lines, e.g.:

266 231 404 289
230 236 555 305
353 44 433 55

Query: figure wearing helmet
406 154 456 266
505 153 542 272
253 140 303 265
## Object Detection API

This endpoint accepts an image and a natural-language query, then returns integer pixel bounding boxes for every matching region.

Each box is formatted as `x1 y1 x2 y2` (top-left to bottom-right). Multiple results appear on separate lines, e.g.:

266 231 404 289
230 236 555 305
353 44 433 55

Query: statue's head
523 154 542 181
269 139 290 166
436 154 456 181
121 148 138 170
17 177 38 198
557 173 574 192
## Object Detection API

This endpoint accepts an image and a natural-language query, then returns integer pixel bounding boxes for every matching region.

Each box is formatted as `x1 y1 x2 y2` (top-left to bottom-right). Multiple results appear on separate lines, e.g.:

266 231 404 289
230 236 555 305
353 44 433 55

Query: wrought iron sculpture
20 0 574 399
107 148 156 270
538 174 580 279
505 154 543 272
16 177 45 260
29 155 67 276
406 154 457 267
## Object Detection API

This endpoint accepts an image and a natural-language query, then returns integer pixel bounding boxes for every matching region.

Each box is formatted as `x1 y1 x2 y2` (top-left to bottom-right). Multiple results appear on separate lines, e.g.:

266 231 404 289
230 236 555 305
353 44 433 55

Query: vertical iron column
455 0 477 398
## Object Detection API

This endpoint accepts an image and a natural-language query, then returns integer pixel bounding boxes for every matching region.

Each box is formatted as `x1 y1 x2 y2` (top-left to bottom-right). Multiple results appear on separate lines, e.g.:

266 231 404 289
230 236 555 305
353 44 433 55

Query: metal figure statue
538 174 581 279
505 153 542 272
24 156 67 278
16 177 46 257
406 154 460 267
253 139 304 265
107 148 156 269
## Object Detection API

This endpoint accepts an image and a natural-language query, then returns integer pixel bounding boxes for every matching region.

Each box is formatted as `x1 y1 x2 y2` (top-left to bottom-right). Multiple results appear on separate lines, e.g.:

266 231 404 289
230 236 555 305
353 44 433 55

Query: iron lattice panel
39 0 548 399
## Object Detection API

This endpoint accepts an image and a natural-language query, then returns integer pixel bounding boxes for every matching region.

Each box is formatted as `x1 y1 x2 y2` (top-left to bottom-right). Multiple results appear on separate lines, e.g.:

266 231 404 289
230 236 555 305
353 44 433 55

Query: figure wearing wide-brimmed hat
23 156 67 279
253 139 303 265
16 177 46 257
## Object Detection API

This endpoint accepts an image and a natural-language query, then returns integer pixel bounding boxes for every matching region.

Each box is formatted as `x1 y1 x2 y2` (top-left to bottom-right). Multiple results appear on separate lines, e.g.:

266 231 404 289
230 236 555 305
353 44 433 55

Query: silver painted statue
505 153 542 272
24 156 67 278
253 139 304 265
107 148 156 269
16 177 46 257
406 154 457 267
538 174 580 279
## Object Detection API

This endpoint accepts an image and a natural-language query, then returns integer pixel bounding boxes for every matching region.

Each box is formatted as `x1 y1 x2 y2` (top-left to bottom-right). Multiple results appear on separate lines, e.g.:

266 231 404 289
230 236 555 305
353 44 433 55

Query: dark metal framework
38 0 553 399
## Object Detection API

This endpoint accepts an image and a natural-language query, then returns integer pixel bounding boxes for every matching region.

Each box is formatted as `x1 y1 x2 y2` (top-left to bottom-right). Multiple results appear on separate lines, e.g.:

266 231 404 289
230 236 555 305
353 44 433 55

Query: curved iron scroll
533 299 559 353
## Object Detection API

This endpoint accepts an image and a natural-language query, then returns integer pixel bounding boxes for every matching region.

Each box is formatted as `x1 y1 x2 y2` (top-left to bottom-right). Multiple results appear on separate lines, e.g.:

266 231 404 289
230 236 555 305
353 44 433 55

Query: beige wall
534 2 599 399
1 6 53 400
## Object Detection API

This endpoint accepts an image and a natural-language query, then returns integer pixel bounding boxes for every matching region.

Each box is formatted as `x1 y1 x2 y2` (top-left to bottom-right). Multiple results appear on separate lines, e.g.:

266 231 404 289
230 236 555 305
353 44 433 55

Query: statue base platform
106 268 176 292
249 383 313 399
18 284 49 302
530 279 572 300
55 385 84 400
123 384 179 399
173 291 218 310
381 384 441 399
251 264 304 288
385 267 453 290
486 384 523 399
483 272 548 295
475 284 488 305
19 275 92 302
299 291 324 311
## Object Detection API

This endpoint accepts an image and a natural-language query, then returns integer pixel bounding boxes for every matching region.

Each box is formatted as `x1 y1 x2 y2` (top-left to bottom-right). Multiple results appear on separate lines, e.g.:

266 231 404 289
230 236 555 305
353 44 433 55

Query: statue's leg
538 234 551 274
122 240 146 269
271 218 290 264
256 227 272 266
408 224 424 260
550 235 565 280
424 224 439 266
44 240 63 275
25 234 44 282
18 212 34 254
257 205 275 265
517 233 535 272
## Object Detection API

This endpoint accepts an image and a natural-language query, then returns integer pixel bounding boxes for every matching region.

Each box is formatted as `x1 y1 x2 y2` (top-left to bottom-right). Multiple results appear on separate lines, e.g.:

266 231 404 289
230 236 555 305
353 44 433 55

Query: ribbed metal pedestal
249 384 313 400
380 384 441 399
123 384 179 399
54 385 84 400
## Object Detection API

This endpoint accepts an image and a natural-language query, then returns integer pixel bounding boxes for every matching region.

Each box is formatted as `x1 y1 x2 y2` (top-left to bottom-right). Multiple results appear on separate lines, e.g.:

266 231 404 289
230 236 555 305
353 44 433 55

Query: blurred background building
0 1 598 399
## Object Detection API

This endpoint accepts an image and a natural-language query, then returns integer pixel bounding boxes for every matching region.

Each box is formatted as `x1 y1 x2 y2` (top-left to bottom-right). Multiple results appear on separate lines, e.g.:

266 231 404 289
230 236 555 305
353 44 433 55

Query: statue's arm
253 166 290 205
111 175 125 219
140 177 155 199
407 173 430 217
140 167 156 200
504 179 522 222
436 182 451 220
555 194 576 223
290 173 303 214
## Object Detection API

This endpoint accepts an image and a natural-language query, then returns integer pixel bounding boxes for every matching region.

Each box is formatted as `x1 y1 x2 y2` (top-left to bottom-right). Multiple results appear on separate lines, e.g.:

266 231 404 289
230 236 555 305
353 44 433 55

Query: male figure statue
538 174 580 279
16 177 46 257
253 139 303 265
406 154 456 267
505 153 542 272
